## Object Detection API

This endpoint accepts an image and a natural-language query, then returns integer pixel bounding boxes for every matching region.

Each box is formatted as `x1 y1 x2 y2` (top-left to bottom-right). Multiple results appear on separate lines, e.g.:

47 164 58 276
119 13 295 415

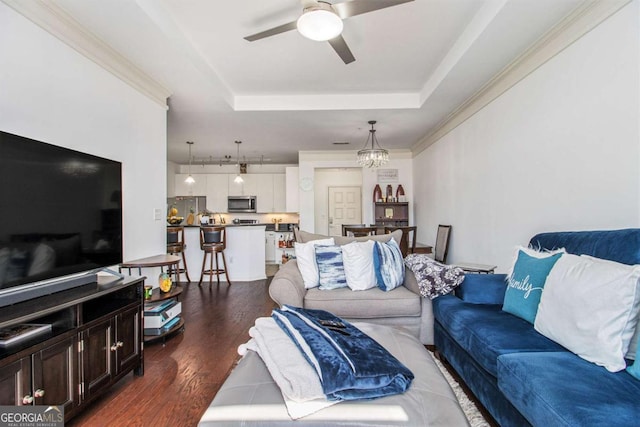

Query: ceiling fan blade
244 21 298 42
332 0 414 20
328 35 355 64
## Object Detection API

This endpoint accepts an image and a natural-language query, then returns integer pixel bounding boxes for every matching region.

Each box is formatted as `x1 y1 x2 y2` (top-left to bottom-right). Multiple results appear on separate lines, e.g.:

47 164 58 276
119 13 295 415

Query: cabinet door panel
273 174 286 212
82 318 113 401
257 175 274 212
0 357 31 405
33 336 78 413
116 306 141 375
205 174 229 212
175 174 206 196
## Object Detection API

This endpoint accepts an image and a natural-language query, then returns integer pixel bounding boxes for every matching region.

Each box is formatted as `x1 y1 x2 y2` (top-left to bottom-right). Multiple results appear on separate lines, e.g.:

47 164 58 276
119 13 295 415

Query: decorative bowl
167 216 184 225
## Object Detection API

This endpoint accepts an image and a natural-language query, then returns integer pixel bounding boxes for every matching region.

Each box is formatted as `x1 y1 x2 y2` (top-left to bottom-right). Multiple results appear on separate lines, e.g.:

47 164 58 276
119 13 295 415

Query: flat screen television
0 130 123 306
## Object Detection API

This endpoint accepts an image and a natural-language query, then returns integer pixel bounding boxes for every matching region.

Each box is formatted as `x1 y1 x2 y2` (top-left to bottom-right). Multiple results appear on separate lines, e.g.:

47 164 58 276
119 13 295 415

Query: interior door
328 186 362 236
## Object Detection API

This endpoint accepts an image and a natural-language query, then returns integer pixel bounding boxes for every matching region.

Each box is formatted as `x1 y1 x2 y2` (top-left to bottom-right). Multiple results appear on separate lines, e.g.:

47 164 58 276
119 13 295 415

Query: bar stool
167 226 191 283
199 226 232 286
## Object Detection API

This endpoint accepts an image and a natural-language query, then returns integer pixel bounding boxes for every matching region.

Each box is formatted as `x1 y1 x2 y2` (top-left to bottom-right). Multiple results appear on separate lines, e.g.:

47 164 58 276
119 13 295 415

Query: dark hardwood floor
68 278 276 427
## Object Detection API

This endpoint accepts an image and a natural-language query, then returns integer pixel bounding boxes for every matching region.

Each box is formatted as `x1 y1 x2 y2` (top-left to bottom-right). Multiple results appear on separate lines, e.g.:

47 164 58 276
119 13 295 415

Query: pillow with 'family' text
502 246 564 324
373 238 405 292
294 238 334 289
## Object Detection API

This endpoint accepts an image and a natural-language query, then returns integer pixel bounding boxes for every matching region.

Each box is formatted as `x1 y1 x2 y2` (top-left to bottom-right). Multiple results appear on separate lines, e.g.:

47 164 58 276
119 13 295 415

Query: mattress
199 323 469 426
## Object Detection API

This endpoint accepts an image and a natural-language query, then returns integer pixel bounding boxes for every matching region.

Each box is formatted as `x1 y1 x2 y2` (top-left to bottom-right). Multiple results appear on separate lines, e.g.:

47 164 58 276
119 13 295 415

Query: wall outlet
153 208 162 221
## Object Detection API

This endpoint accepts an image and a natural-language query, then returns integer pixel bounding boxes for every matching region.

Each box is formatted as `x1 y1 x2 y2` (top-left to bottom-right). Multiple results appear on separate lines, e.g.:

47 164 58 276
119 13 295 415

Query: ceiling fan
244 0 415 64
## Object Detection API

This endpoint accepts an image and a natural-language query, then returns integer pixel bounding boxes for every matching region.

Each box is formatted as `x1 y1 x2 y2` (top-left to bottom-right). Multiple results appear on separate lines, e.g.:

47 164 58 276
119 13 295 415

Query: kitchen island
179 224 266 283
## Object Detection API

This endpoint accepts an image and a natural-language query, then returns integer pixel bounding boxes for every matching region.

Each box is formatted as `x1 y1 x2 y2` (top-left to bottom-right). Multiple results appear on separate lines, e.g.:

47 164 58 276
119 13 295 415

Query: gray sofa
268 230 434 345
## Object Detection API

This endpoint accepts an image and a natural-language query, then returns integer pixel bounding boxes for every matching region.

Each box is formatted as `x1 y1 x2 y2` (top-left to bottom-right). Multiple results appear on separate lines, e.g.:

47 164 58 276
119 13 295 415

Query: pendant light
234 140 244 184
184 141 195 184
357 121 389 168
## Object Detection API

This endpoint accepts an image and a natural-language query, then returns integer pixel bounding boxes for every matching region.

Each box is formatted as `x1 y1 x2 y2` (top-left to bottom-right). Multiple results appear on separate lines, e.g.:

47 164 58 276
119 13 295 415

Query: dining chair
434 224 452 264
343 226 380 237
384 226 417 257
342 224 366 236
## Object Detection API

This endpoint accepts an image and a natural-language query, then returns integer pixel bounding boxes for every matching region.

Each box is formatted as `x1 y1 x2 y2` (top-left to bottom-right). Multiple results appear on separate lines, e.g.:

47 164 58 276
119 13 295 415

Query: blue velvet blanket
272 305 414 401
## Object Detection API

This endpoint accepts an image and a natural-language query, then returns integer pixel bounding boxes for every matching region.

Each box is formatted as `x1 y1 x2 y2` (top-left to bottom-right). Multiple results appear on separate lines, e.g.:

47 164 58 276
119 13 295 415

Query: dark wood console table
0 276 145 422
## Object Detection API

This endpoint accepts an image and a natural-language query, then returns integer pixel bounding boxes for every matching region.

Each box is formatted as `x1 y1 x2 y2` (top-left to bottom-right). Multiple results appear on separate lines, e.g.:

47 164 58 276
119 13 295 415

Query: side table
143 285 184 344
454 263 497 274
119 254 181 283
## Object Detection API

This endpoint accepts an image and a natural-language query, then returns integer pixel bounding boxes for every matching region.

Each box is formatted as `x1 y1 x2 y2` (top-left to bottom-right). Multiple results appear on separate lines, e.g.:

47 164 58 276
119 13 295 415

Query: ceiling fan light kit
244 0 414 65
357 120 389 168
297 2 343 41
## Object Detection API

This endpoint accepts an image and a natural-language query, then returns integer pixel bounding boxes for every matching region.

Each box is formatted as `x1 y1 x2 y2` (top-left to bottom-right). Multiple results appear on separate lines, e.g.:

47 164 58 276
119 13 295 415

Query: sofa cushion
498 351 640 427
295 229 402 246
529 228 640 265
433 295 564 377
627 336 640 379
304 286 421 319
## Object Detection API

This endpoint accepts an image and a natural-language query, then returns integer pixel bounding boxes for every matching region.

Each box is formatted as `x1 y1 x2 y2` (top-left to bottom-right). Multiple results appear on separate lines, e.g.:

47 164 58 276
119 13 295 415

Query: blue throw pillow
373 238 405 291
315 245 347 290
626 338 640 380
502 248 563 324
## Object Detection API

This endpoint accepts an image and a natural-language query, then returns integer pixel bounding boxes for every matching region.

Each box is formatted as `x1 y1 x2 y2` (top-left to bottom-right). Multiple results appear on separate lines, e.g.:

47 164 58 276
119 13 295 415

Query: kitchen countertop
168 223 297 229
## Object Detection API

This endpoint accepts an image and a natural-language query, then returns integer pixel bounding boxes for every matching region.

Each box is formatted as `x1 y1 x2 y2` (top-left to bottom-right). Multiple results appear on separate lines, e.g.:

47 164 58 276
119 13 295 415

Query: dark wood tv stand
0 275 145 422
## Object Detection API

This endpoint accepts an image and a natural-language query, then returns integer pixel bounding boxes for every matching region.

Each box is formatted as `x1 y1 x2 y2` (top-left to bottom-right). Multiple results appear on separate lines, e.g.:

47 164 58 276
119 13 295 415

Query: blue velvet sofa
433 229 640 426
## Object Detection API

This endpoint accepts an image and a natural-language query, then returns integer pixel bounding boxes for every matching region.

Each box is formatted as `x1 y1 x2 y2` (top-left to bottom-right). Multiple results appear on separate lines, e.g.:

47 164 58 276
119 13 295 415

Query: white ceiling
54 0 586 164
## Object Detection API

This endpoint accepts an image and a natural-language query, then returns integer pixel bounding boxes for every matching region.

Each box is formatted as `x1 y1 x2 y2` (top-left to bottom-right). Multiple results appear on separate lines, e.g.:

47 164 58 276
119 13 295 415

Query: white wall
298 151 413 232
0 3 167 262
413 1 640 272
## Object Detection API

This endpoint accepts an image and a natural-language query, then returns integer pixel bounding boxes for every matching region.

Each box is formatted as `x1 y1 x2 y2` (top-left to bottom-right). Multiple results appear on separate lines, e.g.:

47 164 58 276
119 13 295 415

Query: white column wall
413 1 640 272
298 151 413 233
0 3 167 264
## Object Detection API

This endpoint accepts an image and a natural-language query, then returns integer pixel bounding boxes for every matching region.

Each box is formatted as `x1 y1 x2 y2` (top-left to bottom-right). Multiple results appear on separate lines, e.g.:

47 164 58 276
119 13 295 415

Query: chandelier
357 121 389 168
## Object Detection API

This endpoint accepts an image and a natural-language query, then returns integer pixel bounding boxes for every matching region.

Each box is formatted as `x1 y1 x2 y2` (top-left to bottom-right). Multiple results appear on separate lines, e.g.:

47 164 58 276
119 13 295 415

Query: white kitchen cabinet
175 174 206 196
228 174 258 196
256 175 274 212
205 174 228 213
285 167 299 213
273 174 286 212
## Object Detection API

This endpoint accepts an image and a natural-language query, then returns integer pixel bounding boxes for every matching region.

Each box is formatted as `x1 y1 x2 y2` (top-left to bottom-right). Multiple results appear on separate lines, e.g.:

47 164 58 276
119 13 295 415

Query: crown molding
2 0 171 108
234 93 421 111
412 0 632 156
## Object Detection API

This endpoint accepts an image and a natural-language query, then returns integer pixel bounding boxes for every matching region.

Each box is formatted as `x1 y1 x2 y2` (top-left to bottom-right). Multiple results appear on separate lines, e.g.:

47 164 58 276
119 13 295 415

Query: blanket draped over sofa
433 229 640 427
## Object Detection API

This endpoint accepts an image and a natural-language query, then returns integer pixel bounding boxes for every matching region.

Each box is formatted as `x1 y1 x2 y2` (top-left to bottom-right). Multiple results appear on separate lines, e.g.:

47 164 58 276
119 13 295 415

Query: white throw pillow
341 240 376 291
294 238 335 289
534 254 640 372
581 255 640 361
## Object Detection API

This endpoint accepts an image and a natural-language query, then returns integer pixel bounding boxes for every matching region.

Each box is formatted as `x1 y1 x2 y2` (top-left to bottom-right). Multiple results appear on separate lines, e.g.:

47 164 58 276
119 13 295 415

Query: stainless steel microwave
228 196 257 213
